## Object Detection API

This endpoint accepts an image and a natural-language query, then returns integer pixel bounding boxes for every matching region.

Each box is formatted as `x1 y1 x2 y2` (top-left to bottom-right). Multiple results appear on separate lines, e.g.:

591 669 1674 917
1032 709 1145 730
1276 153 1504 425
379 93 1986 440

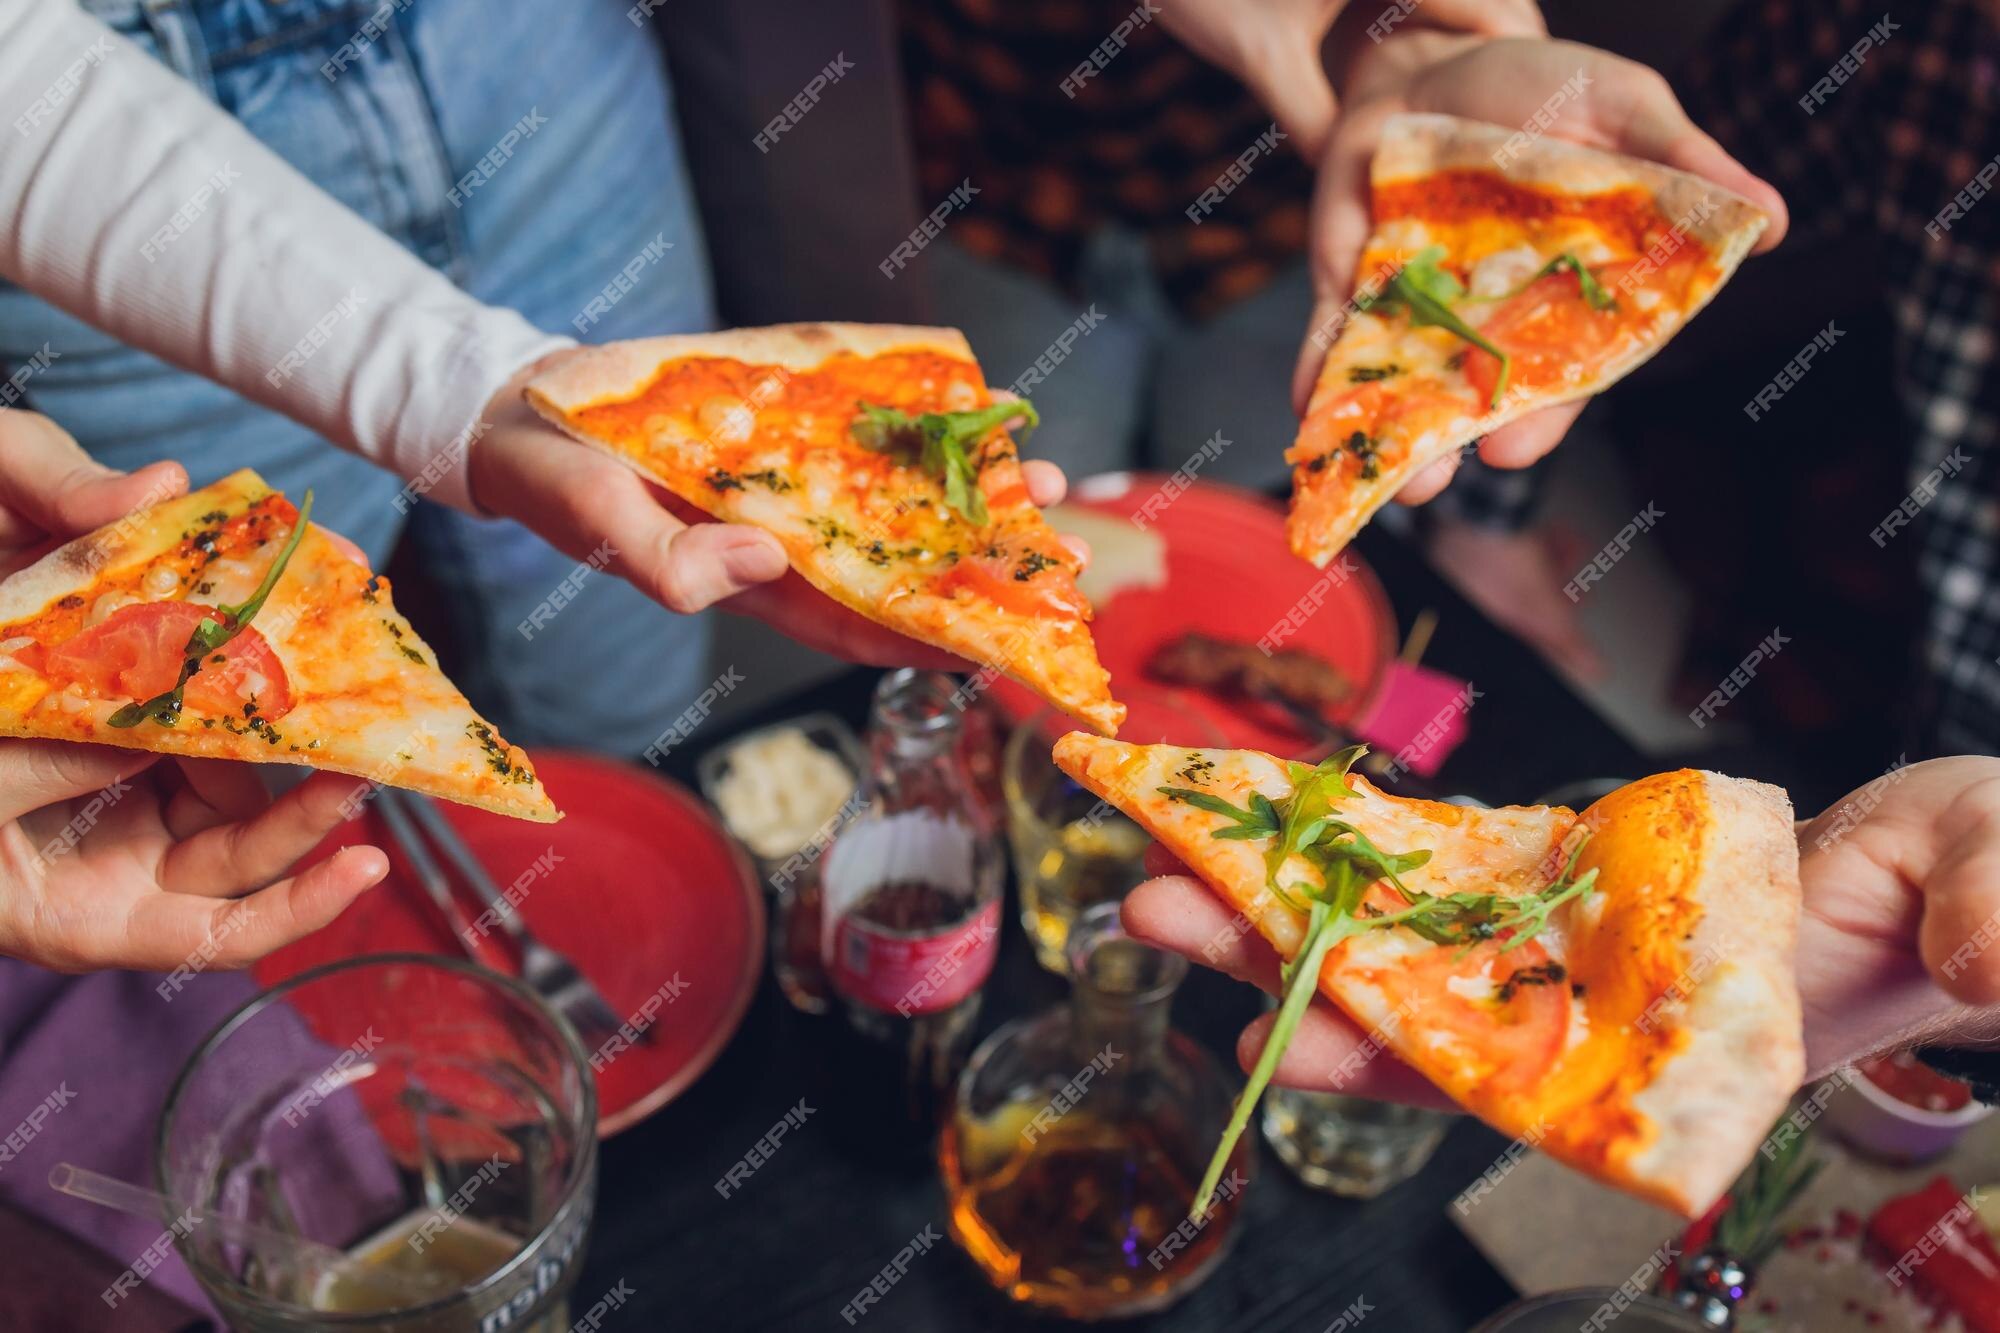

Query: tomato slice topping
936 549 1088 620
1463 267 1631 405
1348 885 1570 1094
42 601 294 720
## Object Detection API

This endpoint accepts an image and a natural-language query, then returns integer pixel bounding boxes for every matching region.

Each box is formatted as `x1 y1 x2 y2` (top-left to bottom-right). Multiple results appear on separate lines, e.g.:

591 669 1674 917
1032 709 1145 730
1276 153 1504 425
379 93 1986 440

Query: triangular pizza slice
1054 734 1803 1217
0 469 557 821
1288 113 1769 565
526 323 1124 734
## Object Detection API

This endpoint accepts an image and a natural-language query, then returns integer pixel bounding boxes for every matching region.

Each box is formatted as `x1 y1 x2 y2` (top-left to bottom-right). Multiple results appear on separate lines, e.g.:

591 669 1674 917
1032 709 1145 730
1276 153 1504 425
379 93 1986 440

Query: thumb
0 741 159 824
624 518 791 616
572 457 789 615
0 412 187 546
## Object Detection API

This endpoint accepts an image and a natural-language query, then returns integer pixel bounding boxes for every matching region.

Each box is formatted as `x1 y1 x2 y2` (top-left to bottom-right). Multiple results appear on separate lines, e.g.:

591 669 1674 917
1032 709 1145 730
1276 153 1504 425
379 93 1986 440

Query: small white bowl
1822 1063 1993 1163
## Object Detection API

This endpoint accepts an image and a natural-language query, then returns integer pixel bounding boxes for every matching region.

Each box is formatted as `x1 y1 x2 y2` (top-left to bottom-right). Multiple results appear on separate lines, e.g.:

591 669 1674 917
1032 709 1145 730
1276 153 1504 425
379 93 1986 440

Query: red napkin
1866 1175 2000 1333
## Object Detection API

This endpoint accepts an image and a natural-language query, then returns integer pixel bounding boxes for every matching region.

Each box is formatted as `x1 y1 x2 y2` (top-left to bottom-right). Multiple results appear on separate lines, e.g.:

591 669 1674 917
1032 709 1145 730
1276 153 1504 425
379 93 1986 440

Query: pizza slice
0 470 558 821
1289 113 1770 565
1053 733 1803 1218
524 323 1124 735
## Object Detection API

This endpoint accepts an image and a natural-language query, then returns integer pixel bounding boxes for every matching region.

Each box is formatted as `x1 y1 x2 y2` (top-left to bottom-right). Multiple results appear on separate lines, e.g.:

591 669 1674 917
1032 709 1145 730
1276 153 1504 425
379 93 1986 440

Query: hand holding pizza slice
524 323 1124 735
0 417 411 972
1288 110 1772 564
1055 734 1806 1218
0 468 557 821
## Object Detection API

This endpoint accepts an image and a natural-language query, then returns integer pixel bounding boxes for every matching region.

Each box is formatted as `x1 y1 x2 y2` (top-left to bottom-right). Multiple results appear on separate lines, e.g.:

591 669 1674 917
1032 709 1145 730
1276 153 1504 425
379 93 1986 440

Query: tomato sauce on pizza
1286 115 1770 569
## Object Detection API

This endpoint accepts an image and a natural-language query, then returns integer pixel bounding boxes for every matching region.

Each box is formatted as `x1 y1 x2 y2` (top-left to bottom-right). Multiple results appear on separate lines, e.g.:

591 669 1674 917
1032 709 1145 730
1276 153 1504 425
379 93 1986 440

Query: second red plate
991 473 1396 755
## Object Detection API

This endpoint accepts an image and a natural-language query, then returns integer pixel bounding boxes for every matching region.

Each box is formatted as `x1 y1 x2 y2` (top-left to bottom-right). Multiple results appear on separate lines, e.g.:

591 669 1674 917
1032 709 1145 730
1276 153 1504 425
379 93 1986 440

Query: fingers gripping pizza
0 470 557 821
1289 114 1770 565
525 323 1124 735
1054 734 1804 1218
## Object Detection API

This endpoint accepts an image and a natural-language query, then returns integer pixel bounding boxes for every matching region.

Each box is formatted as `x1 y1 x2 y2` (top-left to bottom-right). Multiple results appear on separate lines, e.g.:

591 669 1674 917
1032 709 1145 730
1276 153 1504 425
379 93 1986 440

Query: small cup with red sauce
1823 1051 1992 1164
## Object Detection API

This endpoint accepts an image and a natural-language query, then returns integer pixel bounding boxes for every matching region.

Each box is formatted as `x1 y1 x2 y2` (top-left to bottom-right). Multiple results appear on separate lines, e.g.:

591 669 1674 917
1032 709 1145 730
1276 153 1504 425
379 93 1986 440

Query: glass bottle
818 669 1005 1134
940 903 1249 1319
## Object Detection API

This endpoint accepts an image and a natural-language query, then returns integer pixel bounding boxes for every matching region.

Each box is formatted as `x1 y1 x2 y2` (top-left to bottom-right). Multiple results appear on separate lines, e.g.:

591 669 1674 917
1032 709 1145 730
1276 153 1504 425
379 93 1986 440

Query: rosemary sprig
1713 1118 1823 1267
108 491 313 729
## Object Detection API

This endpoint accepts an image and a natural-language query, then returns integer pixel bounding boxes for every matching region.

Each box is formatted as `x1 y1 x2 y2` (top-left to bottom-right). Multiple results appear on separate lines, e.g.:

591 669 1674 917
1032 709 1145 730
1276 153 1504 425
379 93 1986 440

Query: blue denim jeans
0 0 718 752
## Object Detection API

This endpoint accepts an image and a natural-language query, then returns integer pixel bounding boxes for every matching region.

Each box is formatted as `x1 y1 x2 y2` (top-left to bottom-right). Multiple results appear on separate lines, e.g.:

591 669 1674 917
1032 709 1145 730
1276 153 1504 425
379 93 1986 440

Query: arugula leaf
1194 896 1338 1219
1177 755 1599 1221
1265 745 1366 892
1159 786 1279 837
108 491 314 729
1531 253 1618 311
1490 846 1598 953
849 398 1040 527
1374 831 1599 956
1362 246 1512 410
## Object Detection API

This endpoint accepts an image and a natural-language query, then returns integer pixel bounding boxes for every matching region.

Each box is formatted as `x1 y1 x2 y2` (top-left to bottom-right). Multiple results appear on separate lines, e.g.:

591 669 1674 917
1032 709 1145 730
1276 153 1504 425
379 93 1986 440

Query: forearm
0 1 570 510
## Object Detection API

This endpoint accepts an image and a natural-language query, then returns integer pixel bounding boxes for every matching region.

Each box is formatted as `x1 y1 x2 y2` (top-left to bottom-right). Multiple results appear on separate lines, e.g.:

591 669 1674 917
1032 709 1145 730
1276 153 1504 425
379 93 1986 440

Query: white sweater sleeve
0 1 574 512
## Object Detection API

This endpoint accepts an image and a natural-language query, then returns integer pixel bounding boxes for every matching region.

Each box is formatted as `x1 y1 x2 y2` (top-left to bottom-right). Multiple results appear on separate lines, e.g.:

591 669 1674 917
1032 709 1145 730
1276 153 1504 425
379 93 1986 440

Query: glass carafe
939 903 1249 1319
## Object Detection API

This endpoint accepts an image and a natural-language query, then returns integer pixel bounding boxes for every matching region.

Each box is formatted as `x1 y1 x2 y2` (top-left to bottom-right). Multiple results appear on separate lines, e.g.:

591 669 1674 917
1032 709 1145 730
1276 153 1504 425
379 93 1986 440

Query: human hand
467 349 1074 669
0 409 389 973
1298 32 1790 503
1120 758 2000 1104
1154 0 1546 160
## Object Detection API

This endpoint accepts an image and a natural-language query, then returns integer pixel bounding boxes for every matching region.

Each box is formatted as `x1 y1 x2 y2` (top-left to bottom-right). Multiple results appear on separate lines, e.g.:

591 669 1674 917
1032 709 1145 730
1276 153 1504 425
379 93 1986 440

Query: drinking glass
1003 687 1224 973
156 954 598 1332
1260 1089 1454 1198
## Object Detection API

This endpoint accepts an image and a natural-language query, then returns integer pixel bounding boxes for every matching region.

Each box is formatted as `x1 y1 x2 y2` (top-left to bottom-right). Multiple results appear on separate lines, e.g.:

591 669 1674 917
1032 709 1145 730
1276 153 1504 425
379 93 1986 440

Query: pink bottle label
830 900 1000 1016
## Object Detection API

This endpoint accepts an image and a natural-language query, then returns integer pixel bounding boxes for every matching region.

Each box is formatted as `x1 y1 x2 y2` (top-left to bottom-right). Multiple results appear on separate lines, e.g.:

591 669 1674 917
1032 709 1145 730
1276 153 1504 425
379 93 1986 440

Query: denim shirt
0 0 718 557
0 0 724 750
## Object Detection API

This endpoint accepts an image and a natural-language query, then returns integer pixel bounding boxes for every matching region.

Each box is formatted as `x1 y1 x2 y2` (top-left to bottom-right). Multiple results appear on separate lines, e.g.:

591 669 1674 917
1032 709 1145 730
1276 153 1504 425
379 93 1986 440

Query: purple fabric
0 962 260 1313
0 959 449 1321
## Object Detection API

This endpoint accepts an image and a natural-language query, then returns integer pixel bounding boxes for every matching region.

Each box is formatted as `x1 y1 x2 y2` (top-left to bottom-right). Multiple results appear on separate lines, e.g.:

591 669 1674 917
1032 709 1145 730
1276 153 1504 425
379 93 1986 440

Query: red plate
255 751 764 1137
992 473 1396 755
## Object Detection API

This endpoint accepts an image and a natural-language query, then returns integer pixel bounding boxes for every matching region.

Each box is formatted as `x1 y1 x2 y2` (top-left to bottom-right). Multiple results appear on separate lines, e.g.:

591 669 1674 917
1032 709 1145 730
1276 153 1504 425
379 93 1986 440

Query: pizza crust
1375 115 1769 253
1289 114 1770 567
0 475 268 628
1614 772 1803 1216
525 323 975 415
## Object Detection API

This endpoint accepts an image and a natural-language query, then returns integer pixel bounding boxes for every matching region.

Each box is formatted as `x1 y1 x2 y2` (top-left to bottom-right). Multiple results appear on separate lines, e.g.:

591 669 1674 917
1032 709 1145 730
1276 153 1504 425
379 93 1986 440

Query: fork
373 788 641 1047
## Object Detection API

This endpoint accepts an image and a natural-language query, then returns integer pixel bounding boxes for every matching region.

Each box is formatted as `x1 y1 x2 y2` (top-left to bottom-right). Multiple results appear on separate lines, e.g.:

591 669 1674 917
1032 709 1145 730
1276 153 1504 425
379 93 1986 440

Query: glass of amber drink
156 954 597 1332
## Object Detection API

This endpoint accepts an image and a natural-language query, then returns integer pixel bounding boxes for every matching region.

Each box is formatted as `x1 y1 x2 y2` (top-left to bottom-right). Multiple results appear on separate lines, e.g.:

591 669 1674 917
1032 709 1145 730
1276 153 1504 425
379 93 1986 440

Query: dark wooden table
577 526 1648 1333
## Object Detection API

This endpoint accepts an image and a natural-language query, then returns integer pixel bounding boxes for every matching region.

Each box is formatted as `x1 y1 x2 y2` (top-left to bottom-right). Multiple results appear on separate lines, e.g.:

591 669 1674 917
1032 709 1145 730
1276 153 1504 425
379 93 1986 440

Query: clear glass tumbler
1260 1089 1455 1199
156 953 598 1332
